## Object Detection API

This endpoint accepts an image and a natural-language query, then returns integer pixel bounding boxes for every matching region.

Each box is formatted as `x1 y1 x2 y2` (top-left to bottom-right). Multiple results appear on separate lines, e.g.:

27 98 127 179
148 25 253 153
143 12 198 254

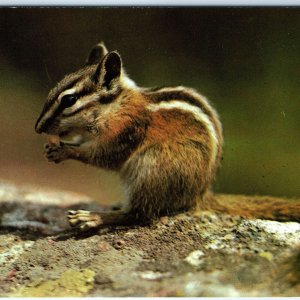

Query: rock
98 241 111 252
184 250 205 266
0 180 299 296
0 179 103 235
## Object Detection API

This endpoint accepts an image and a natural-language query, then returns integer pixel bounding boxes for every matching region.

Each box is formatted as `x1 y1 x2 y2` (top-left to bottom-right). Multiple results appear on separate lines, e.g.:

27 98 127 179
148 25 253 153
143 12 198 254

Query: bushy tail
197 192 300 222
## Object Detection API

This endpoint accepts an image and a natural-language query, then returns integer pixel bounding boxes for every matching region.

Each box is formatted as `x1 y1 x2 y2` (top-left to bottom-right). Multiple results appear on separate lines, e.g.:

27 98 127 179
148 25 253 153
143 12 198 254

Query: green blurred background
0 7 299 204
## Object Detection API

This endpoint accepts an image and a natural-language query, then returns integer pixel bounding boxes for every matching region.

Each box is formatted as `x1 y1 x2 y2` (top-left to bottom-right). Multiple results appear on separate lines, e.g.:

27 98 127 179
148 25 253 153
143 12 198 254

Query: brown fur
199 193 300 222
35 42 299 230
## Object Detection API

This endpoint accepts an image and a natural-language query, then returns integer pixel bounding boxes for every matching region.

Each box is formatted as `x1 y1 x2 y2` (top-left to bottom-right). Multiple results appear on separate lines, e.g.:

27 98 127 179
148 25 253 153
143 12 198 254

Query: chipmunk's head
35 42 135 144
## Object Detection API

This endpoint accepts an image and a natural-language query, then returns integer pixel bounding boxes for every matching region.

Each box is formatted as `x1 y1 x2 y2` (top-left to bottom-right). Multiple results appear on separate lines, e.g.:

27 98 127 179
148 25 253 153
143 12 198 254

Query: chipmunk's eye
61 94 78 108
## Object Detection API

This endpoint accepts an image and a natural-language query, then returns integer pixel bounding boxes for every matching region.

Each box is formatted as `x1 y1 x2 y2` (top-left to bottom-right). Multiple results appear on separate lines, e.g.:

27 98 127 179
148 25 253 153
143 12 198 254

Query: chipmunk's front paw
68 210 103 231
44 143 67 163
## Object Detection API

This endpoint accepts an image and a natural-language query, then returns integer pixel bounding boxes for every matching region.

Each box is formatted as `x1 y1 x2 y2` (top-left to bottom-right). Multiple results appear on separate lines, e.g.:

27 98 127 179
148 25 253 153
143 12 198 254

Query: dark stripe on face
36 80 97 133
46 77 81 110
40 66 97 118
35 77 84 133
62 101 96 118
47 65 96 104
35 101 66 133
62 87 121 118
99 88 121 104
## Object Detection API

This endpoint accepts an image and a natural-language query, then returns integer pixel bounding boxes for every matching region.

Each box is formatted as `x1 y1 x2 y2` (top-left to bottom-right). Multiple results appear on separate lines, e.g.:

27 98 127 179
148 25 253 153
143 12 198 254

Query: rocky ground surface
0 179 299 297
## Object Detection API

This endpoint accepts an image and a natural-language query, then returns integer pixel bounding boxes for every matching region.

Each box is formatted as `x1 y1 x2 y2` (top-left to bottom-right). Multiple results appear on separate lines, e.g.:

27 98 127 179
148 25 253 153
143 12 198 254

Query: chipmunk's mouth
59 131 84 146
47 130 92 147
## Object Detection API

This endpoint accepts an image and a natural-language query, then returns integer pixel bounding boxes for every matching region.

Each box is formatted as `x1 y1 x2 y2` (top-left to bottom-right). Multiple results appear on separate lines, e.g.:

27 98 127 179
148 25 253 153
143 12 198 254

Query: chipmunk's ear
92 51 122 89
85 42 108 66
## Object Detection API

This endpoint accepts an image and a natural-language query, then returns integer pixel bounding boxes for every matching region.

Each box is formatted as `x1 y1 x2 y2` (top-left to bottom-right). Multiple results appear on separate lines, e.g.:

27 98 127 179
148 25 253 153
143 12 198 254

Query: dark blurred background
0 7 299 204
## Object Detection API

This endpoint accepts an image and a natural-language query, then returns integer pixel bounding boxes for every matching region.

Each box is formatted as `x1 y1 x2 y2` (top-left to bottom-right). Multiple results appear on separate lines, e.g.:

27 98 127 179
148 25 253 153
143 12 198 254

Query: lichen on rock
13 269 95 297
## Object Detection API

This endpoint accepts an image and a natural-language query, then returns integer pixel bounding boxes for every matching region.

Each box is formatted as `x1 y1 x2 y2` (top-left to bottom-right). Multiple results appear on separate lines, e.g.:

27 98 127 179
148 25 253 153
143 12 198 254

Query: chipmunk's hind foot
68 210 103 231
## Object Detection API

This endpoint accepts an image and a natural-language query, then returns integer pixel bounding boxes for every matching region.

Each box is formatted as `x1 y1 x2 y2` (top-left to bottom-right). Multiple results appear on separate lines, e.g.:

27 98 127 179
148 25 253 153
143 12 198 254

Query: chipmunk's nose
35 117 45 134
35 123 42 134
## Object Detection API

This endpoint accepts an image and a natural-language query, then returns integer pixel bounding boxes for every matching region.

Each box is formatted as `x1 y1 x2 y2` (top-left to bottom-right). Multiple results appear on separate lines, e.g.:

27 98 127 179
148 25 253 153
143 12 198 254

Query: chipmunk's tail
197 191 300 222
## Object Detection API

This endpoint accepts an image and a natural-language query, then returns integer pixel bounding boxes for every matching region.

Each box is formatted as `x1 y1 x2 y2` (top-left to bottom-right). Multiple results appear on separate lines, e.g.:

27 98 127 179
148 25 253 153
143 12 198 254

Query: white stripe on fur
147 100 218 168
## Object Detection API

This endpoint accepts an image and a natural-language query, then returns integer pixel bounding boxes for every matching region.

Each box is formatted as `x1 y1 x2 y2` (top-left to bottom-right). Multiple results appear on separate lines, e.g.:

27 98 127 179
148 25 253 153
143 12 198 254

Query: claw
67 209 102 231
69 218 80 226
77 210 90 214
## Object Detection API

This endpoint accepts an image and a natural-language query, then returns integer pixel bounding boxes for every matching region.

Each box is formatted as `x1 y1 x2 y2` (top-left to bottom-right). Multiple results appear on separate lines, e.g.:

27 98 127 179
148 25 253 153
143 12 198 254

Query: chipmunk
35 42 300 230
